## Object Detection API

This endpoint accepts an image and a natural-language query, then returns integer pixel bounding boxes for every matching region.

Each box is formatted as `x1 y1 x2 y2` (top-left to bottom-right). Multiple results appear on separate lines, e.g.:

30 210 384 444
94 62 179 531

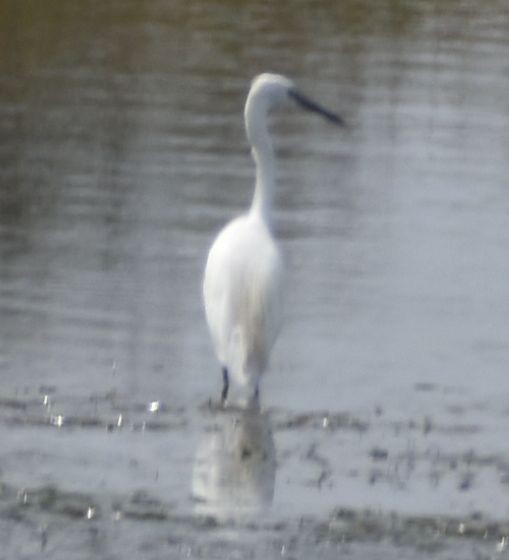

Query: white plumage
203 73 343 405
203 212 283 396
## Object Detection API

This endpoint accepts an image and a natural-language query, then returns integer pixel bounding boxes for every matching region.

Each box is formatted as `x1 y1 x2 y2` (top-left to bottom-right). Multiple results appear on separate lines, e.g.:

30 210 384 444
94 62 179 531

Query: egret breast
203 214 284 386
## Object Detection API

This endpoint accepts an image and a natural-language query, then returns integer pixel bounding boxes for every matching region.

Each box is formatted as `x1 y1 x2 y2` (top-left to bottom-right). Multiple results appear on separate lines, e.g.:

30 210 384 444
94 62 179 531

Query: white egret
203 73 343 406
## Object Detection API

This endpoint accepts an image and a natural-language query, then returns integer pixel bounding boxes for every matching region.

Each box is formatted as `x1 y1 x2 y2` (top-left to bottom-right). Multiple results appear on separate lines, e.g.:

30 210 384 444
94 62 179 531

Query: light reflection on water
1 0 509 541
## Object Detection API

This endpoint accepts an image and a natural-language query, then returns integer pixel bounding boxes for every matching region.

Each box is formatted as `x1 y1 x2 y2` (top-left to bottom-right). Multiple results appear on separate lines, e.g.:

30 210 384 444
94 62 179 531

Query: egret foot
221 367 229 406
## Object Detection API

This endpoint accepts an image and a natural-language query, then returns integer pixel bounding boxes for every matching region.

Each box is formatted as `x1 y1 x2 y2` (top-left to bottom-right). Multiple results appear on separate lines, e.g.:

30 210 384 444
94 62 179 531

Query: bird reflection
192 406 275 515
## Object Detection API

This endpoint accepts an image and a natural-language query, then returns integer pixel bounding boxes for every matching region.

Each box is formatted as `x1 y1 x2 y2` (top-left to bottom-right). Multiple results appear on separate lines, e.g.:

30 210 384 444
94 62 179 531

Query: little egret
203 73 343 406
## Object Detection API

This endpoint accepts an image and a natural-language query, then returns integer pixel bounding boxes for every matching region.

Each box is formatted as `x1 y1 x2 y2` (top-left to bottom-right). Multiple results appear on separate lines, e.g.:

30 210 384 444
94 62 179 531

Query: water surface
1 1 509 558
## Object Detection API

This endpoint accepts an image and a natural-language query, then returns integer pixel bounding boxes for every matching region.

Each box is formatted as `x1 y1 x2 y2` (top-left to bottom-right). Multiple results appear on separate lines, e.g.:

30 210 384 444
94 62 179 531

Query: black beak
288 88 345 127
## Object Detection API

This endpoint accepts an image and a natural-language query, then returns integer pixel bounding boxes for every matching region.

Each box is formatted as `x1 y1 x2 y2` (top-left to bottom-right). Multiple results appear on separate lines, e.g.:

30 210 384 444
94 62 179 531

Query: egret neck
245 95 276 227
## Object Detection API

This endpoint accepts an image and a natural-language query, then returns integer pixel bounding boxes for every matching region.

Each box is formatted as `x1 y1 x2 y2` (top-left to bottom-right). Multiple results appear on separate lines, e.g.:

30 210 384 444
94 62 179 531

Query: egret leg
249 384 260 409
221 367 229 405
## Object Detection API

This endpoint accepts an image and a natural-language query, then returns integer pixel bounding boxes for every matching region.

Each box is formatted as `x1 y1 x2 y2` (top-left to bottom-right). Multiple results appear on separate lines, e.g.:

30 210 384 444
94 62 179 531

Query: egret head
246 73 295 113
245 73 344 143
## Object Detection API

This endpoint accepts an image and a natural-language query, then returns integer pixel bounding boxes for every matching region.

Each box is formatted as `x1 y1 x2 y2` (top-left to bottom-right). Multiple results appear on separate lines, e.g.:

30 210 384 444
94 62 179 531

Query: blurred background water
1 0 509 555
1 0 508 413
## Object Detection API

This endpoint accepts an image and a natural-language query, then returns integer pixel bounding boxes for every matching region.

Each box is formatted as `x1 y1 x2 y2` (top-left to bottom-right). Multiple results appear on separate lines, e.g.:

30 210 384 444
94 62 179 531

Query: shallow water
1 1 509 558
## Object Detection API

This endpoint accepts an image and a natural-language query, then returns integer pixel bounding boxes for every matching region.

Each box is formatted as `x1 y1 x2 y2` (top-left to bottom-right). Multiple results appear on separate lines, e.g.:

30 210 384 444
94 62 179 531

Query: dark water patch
0 393 188 433
270 408 369 433
4 484 99 521
322 507 509 551
0 480 507 559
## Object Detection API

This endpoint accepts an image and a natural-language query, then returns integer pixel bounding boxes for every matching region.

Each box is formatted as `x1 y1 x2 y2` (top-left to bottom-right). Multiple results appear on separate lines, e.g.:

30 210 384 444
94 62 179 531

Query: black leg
221 367 229 405
248 383 260 409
